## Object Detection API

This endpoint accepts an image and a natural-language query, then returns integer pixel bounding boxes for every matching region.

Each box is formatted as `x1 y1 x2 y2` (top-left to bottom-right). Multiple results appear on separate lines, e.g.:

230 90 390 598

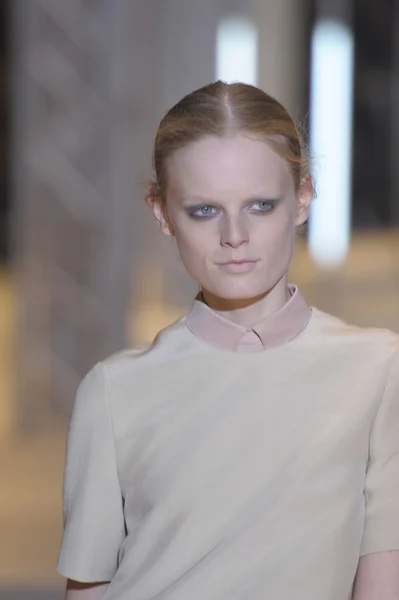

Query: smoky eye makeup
249 198 280 213
185 205 218 219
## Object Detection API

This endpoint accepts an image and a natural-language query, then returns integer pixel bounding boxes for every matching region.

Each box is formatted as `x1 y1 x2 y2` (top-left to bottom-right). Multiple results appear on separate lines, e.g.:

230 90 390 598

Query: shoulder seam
380 341 399 401
370 341 399 432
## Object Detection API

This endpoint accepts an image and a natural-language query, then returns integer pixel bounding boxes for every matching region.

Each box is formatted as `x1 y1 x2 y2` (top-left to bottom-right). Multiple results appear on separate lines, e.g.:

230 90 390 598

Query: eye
187 205 218 219
249 200 277 213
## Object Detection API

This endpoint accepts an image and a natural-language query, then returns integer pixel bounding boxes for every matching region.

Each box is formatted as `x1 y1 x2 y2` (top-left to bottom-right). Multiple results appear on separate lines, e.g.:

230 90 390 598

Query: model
57 81 399 600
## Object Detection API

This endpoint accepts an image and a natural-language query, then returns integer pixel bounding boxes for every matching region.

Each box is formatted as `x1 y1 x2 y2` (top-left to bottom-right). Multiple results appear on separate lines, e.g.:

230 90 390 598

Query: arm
65 579 110 600
352 551 399 600
57 364 125 587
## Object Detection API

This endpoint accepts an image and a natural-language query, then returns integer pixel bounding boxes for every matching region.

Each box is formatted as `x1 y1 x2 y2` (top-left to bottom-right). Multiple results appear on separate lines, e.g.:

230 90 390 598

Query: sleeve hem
56 561 115 584
360 542 399 557
360 514 399 557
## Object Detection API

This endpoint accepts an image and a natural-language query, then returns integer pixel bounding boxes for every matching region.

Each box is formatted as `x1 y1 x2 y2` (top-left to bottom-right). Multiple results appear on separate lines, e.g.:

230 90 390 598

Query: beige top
57 287 399 600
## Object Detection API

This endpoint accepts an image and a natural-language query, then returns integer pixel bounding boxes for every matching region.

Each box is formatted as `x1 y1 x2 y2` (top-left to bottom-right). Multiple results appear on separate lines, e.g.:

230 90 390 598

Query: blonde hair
147 80 313 204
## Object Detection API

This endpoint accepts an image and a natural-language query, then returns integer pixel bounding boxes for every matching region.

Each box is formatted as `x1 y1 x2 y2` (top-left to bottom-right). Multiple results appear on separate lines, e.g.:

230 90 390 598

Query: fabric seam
99 362 124 496
367 341 399 457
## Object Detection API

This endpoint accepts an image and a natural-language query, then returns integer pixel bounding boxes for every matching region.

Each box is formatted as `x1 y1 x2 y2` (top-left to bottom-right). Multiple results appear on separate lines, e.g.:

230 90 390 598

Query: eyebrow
182 195 281 206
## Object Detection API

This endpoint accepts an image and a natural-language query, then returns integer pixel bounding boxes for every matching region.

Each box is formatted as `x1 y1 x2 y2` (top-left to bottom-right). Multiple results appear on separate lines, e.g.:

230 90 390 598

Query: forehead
167 134 293 198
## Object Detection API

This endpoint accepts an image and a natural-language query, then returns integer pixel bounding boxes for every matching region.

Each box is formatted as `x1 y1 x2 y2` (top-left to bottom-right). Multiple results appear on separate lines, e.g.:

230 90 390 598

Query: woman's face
152 134 311 302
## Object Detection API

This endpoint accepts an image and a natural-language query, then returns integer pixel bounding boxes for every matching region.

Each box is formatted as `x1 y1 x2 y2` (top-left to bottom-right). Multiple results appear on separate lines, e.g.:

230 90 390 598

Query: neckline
185 285 312 353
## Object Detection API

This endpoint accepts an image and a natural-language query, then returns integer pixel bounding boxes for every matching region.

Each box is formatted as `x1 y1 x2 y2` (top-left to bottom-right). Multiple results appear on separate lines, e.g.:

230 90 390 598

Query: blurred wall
10 0 155 427
9 0 308 430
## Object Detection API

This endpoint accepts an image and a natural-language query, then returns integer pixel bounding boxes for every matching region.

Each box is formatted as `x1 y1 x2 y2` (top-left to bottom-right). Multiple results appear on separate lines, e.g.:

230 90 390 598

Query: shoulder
99 313 202 386
308 306 399 364
72 313 211 424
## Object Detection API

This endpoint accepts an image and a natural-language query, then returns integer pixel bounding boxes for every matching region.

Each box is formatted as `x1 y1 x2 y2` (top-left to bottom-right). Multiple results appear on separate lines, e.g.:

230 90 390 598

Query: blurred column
252 0 309 118
308 0 354 268
10 0 155 429
391 1 399 225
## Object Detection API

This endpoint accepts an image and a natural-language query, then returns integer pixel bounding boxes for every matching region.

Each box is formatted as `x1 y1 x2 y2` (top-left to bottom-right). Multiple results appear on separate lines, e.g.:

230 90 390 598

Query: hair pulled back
148 80 311 204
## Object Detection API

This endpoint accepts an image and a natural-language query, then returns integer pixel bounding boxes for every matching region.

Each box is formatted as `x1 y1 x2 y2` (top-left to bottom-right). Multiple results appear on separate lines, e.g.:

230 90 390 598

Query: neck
201 277 291 328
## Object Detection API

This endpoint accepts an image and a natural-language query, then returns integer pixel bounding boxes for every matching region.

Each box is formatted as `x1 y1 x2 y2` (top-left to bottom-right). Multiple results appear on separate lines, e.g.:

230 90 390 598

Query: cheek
173 227 212 271
174 218 216 250
255 209 296 249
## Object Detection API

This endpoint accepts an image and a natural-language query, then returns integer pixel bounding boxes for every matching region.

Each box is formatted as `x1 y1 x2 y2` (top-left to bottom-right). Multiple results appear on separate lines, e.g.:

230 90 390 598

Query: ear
296 174 313 226
148 194 175 237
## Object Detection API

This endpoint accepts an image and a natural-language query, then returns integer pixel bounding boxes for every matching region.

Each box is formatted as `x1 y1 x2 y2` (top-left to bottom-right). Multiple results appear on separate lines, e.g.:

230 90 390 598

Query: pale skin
154 134 308 325
65 133 399 599
64 580 109 600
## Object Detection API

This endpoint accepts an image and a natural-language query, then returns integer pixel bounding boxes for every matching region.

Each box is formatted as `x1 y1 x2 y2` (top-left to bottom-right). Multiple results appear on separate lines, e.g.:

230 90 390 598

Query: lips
218 260 258 273
220 259 257 265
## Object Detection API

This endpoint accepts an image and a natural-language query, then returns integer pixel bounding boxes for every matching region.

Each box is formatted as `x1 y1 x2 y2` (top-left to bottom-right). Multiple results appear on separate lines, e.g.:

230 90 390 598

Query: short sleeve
57 363 125 582
360 344 399 556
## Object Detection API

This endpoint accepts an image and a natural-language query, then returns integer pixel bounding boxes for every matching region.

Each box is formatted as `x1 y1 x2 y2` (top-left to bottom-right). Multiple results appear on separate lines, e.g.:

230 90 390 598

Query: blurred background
0 0 398 598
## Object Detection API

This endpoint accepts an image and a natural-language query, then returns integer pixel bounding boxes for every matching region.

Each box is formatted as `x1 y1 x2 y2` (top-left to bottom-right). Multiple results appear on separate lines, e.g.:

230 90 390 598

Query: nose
220 214 249 248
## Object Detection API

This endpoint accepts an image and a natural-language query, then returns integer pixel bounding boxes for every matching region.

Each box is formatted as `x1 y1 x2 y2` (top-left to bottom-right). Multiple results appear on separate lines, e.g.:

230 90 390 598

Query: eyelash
187 201 277 219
